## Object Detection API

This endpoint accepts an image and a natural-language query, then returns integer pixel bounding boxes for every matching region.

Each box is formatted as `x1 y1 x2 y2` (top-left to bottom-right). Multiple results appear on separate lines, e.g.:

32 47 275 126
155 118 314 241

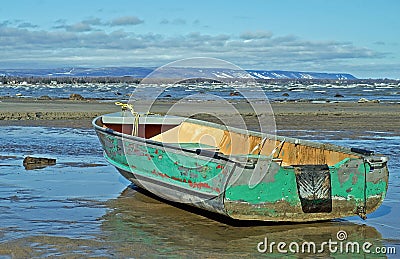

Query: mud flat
0 98 399 134
0 98 399 257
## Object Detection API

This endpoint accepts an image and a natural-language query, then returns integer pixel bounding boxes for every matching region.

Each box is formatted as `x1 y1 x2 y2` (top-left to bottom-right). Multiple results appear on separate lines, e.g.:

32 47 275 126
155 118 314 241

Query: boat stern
223 154 389 222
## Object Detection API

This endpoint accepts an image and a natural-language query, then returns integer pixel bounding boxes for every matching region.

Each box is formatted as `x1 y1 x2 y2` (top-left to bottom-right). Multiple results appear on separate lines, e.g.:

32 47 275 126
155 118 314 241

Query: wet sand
0 98 399 257
1 98 399 134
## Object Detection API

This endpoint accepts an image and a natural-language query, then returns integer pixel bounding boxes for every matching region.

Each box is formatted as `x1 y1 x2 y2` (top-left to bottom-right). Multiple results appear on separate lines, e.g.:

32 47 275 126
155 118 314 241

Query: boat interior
99 112 360 167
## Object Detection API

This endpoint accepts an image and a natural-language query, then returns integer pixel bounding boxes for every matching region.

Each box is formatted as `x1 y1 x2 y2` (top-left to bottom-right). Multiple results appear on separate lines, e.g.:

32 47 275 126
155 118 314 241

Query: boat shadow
99 185 385 257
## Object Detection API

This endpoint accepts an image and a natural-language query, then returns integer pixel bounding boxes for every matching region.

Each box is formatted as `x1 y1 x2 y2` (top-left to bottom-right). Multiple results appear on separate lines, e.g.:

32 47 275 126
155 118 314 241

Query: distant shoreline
1 76 399 85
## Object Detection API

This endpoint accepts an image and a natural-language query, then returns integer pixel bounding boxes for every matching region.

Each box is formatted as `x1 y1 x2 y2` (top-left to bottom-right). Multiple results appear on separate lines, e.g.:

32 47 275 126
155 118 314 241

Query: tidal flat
0 100 399 257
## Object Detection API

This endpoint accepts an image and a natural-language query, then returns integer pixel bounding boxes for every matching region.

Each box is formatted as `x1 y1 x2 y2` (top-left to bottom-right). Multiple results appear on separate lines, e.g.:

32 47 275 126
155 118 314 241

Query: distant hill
246 70 356 80
0 67 357 80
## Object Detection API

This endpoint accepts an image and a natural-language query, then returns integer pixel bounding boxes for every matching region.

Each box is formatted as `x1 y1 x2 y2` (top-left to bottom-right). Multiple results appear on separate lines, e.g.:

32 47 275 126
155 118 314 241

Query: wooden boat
93 109 389 222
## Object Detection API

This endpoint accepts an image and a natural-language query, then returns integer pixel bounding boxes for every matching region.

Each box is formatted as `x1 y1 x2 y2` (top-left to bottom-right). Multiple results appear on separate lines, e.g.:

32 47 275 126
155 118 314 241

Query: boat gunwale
92 114 385 160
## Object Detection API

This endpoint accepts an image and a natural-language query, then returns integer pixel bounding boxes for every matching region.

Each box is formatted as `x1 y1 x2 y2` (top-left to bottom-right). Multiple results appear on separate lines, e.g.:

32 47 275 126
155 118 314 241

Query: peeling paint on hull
93 114 389 222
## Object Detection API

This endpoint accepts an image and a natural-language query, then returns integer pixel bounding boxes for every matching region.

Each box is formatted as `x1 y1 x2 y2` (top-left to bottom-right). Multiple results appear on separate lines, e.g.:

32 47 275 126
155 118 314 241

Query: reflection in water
100 186 384 257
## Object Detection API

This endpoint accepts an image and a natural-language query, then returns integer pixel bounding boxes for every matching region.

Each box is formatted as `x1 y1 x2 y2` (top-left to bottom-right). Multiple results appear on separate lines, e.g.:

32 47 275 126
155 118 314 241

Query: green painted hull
93 114 389 222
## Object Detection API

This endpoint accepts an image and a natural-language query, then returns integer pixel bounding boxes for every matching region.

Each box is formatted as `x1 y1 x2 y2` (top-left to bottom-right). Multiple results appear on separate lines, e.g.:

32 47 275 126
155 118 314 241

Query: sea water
1 82 399 103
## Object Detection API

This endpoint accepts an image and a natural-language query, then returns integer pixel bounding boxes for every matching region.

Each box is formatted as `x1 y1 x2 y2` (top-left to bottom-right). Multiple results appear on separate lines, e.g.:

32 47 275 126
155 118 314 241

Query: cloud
159 18 187 25
0 20 12 27
17 22 38 29
109 16 143 26
65 22 94 32
52 16 143 31
374 41 385 45
240 30 273 40
58 18 105 32
160 19 169 25
0 22 388 76
81 18 103 26
53 17 105 31
54 19 67 24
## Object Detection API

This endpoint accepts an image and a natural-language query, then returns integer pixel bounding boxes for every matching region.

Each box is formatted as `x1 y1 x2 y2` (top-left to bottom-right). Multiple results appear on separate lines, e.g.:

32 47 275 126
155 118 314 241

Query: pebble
69 93 85 100
358 98 380 103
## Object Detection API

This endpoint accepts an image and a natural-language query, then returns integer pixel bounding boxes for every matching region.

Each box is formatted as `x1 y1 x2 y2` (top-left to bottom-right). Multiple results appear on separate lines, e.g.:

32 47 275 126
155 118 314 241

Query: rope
115 101 134 112
115 102 140 136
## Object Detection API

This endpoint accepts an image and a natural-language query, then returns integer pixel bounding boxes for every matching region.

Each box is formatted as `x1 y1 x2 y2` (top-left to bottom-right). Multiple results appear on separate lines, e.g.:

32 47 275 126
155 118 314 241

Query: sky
0 0 399 78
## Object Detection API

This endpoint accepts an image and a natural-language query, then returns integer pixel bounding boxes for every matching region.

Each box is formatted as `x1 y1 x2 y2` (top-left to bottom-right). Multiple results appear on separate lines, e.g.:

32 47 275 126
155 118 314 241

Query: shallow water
0 126 398 257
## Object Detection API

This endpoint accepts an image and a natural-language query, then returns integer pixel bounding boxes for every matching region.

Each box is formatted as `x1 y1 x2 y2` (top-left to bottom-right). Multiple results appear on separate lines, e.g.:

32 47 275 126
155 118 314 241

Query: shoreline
0 98 399 134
